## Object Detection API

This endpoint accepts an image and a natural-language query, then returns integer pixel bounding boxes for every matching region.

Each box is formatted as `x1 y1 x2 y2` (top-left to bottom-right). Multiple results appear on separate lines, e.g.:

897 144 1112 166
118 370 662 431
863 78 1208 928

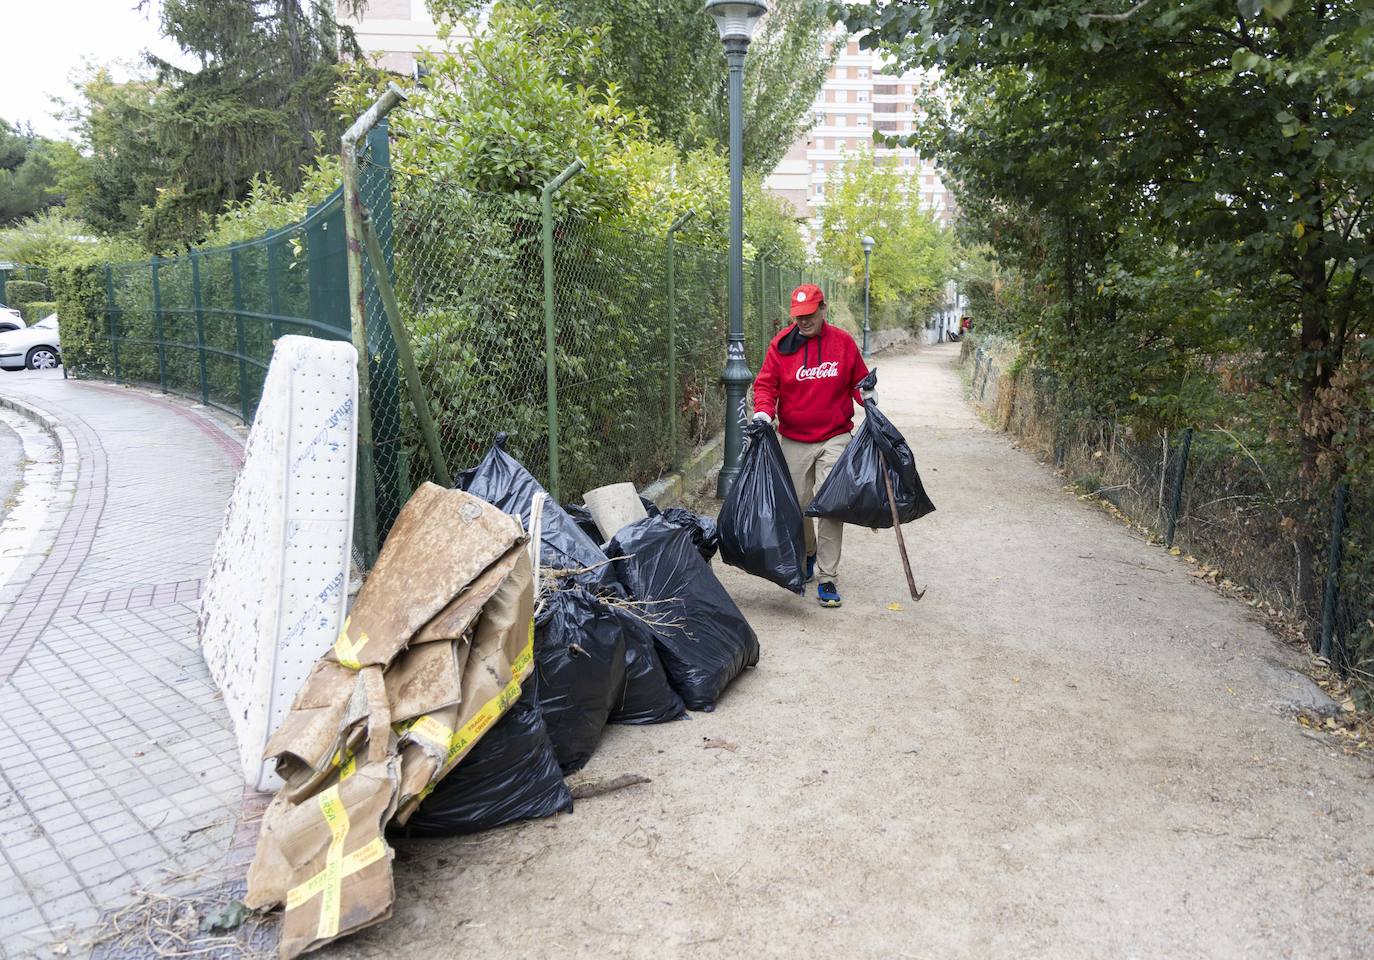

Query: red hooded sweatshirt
753 321 869 443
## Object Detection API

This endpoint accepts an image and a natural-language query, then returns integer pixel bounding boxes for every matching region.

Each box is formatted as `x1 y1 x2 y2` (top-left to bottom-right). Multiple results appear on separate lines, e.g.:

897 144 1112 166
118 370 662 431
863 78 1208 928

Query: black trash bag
400 684 573 837
562 503 604 545
717 420 807 594
534 585 628 773
457 434 617 590
639 496 662 517
607 604 687 725
660 507 720 563
806 369 936 529
606 516 759 712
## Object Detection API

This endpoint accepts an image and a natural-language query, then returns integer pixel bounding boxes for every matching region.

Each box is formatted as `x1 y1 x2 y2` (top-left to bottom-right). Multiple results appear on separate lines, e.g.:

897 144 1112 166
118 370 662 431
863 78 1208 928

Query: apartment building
337 0 447 75
765 39 954 230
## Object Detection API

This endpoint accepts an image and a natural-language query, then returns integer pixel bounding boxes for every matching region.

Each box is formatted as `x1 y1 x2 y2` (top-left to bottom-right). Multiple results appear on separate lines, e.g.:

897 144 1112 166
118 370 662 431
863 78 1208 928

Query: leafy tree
0 121 70 225
815 148 954 325
438 0 835 173
838 0 1374 619
57 69 169 239
57 2 359 250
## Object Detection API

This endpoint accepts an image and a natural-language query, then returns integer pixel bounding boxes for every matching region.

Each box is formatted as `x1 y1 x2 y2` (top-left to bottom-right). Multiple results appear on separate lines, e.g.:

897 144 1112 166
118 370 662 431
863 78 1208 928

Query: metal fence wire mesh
359 157 832 505
100 195 351 423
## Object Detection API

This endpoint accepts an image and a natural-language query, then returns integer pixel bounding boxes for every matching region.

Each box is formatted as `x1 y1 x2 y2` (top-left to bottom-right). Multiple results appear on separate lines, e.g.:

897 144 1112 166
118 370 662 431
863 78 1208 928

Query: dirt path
337 343 1374 960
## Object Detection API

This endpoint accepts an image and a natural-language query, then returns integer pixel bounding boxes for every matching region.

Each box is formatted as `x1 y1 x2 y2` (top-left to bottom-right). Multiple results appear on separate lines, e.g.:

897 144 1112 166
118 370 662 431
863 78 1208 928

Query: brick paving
0 373 251 959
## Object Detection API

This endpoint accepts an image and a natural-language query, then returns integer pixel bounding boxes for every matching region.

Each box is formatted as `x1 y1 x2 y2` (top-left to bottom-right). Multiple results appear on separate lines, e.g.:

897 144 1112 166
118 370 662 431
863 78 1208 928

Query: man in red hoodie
752 283 870 607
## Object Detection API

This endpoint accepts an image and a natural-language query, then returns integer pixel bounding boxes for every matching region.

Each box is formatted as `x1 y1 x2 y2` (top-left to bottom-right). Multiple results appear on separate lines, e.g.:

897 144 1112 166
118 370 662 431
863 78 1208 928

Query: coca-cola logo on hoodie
795 360 840 382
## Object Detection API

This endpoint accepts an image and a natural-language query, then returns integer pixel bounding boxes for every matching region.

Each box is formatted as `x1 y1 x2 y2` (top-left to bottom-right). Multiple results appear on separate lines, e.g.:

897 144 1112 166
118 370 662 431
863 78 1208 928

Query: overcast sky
0 1 189 140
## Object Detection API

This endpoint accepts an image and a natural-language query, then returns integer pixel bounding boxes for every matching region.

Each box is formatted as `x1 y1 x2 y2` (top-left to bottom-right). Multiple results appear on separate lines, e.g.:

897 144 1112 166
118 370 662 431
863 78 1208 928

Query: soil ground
335 343 1374 960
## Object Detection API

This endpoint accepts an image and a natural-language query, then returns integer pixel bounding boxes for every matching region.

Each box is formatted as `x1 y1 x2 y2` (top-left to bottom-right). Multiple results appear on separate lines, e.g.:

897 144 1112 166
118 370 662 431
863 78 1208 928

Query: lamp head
861 235 875 253
704 0 769 44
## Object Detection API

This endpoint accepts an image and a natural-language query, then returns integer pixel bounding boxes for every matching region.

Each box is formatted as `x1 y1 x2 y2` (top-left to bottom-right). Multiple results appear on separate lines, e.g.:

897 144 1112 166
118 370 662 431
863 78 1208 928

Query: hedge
19 301 57 324
4 279 49 308
48 258 109 377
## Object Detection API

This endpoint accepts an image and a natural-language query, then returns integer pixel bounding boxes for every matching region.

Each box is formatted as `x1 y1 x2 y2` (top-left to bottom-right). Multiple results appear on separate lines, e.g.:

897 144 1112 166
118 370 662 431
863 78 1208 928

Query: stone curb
0 393 81 616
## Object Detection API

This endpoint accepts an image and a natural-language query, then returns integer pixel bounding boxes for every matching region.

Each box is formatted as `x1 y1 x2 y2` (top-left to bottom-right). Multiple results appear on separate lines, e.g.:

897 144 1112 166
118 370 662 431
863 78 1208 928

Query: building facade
337 0 446 75
765 39 954 230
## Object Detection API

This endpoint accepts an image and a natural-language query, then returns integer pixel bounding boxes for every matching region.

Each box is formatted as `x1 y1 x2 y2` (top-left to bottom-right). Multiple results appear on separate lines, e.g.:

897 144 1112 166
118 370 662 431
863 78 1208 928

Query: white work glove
861 387 877 404
752 411 774 428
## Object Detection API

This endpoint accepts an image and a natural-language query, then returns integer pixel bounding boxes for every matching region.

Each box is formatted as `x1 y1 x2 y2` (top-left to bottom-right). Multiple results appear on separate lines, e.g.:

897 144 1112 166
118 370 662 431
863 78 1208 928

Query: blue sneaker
817 581 841 608
805 554 816 582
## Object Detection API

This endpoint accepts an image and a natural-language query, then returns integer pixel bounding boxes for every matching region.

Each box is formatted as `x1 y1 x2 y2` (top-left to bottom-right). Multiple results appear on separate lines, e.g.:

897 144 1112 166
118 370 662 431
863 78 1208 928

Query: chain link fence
359 156 838 508
968 339 1374 704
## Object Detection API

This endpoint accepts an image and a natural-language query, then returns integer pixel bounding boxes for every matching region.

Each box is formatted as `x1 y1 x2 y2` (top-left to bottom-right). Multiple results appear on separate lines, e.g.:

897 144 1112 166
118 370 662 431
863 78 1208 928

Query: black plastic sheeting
718 420 806 593
606 516 759 711
607 604 687 724
534 586 628 773
457 435 617 591
806 369 936 529
563 503 603 545
562 499 718 564
400 684 573 837
660 508 720 563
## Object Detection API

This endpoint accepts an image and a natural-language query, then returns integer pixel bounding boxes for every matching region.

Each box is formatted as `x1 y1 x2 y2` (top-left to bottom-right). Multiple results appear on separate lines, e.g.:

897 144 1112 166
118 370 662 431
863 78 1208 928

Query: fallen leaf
702 738 738 753
1343 699 1356 713
887 602 903 611
1169 547 1182 556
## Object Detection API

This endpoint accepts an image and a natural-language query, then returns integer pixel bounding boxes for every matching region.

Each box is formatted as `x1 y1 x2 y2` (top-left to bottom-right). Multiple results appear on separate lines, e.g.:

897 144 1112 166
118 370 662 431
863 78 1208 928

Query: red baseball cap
789 283 825 318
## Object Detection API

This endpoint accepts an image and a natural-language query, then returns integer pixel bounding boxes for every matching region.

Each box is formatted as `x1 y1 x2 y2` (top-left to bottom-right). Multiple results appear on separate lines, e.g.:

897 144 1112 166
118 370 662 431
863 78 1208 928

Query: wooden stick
882 464 926 601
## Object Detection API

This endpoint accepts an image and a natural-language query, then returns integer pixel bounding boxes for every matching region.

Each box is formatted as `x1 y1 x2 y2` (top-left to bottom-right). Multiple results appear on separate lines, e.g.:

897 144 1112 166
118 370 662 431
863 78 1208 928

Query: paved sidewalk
0 372 249 959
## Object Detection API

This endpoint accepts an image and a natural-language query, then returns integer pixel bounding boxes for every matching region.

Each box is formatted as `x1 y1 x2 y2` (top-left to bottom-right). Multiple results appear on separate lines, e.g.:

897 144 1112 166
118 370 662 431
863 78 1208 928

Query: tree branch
1087 0 1156 22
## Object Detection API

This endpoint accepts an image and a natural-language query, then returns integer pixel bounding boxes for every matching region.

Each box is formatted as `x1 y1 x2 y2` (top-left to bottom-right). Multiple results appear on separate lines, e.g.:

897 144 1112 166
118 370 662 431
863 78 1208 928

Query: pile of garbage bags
246 439 757 956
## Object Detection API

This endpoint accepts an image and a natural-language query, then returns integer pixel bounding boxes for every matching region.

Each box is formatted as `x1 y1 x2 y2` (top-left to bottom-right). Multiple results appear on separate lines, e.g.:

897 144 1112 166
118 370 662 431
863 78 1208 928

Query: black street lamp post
861 234 874 356
706 0 768 498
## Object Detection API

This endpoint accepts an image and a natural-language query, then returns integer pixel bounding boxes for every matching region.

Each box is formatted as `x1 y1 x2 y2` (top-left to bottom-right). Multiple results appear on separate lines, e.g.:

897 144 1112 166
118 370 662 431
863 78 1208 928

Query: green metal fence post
190 250 209 405
342 82 406 568
666 210 695 471
150 258 166 393
267 240 284 342
1319 481 1349 660
541 158 586 502
104 265 121 383
361 208 452 488
230 249 251 422
1165 427 1194 548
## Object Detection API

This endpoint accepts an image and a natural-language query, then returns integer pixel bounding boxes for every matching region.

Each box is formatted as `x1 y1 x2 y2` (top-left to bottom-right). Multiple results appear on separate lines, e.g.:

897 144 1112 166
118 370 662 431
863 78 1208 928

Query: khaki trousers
778 431 851 585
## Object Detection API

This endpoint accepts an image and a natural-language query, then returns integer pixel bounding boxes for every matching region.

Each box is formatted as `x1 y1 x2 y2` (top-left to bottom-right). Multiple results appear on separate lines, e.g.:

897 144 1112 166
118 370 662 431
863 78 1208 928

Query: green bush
19 301 56 323
4 279 48 308
48 257 110 377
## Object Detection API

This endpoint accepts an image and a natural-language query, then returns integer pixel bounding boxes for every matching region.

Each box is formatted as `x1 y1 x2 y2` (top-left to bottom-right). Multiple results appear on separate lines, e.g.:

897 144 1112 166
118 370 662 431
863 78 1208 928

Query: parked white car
0 314 60 371
0 305 23 333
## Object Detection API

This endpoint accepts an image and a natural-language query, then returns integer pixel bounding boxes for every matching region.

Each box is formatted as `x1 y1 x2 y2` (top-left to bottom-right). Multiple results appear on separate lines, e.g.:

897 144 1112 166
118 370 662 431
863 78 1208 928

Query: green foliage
840 0 1374 631
815 149 955 328
0 120 67 225
48 256 111 377
4 280 49 308
0 209 144 268
200 154 342 246
58 2 357 251
19 301 57 324
461 0 835 174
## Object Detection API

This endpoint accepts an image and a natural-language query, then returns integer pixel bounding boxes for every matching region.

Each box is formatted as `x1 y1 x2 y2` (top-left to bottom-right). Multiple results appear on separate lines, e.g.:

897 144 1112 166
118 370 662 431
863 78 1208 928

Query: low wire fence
967 340 1374 702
